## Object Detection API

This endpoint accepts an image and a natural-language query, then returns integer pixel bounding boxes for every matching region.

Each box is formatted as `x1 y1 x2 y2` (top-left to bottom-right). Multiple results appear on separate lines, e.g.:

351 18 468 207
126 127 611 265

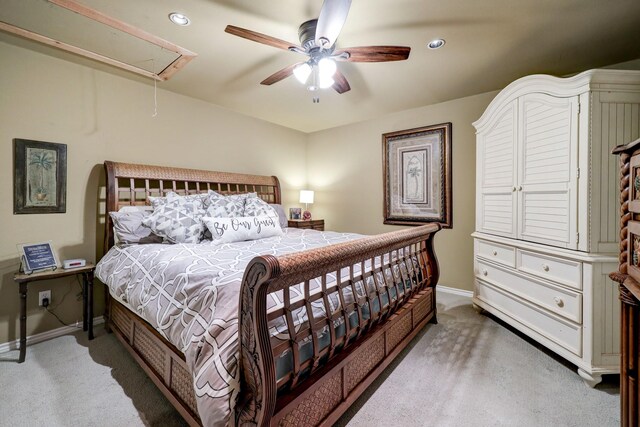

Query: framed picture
382 123 452 228
18 241 59 274
289 207 302 220
14 138 67 214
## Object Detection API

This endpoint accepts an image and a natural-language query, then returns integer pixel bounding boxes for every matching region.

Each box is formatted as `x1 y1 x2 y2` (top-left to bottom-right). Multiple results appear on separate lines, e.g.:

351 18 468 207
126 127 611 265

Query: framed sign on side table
382 123 452 228
18 241 58 274
14 138 67 214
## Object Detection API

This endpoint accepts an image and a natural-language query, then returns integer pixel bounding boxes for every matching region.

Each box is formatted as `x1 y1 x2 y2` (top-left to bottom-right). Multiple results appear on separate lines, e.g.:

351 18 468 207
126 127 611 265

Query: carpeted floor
0 291 619 426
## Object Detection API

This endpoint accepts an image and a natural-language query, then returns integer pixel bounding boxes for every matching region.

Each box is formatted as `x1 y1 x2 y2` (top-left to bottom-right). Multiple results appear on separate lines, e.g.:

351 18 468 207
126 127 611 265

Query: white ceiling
1 0 640 133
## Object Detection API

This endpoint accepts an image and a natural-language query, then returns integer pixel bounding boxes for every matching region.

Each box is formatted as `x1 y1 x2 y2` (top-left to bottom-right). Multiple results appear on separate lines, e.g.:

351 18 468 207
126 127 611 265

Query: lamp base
302 210 312 220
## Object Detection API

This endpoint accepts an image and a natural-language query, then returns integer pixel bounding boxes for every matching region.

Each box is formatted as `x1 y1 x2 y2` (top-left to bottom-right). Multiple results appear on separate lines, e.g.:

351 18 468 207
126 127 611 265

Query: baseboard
0 316 104 354
437 285 473 298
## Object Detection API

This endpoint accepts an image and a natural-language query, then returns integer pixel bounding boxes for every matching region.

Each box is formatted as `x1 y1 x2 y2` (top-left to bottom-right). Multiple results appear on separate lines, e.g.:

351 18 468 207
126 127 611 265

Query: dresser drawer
475 279 582 356
476 260 582 323
476 239 516 267
517 250 582 290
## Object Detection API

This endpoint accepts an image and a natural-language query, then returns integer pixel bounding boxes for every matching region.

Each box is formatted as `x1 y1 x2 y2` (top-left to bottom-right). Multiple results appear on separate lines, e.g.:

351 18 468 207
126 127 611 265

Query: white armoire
473 69 640 386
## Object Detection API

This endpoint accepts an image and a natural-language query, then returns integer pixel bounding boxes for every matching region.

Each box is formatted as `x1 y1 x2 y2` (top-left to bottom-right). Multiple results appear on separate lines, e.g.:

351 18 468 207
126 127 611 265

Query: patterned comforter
95 228 364 427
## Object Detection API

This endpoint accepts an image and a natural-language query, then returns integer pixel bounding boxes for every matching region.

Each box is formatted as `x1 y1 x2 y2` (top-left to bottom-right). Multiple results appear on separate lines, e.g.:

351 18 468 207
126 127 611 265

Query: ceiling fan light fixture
318 58 337 79
319 75 335 89
169 12 191 26
427 39 445 49
293 63 312 84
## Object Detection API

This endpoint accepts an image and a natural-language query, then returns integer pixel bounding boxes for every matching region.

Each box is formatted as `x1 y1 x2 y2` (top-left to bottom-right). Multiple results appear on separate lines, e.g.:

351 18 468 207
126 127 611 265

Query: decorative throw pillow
205 195 247 218
148 190 220 209
245 196 278 218
110 209 162 245
269 204 288 229
202 215 283 245
142 198 206 244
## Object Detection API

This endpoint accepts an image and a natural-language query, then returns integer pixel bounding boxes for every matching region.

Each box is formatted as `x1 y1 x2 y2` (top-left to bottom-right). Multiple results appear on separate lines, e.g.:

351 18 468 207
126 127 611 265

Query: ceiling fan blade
225 25 301 52
332 70 351 94
260 63 303 86
315 0 352 48
335 46 411 62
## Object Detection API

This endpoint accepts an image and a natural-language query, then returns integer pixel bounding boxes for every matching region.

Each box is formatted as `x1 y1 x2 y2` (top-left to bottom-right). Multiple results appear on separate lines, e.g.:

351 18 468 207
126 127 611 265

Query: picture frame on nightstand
289 207 302 220
17 241 58 274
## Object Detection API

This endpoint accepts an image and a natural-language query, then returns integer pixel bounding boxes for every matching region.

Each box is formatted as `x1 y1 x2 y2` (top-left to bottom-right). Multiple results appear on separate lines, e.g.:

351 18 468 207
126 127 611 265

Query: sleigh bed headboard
103 160 281 253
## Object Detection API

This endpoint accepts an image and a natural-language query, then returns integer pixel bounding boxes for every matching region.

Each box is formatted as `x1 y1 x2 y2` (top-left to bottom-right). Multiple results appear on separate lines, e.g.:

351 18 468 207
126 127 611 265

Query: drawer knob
492 250 498 256
518 186 523 191
542 264 550 272
482 269 488 276
554 297 564 307
512 186 516 192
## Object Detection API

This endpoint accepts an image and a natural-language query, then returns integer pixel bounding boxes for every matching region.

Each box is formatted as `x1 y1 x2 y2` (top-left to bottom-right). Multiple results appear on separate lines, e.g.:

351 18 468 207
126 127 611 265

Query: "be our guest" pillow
201 215 283 245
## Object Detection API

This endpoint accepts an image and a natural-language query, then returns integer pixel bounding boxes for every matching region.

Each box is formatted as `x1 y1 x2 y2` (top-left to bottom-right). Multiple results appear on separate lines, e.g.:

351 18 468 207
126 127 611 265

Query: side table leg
87 271 94 340
82 273 88 332
19 282 27 363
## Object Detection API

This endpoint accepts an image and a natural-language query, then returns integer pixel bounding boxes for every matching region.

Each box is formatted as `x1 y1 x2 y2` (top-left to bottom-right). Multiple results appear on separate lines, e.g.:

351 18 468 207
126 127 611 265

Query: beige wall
306 92 499 291
0 41 307 346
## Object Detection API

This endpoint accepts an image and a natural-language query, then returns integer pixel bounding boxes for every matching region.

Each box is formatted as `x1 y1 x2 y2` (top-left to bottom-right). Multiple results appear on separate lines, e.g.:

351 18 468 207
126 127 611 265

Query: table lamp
299 190 314 220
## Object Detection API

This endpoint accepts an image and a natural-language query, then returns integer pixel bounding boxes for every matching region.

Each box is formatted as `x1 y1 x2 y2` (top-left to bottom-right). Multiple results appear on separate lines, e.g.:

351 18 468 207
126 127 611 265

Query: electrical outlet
39 290 51 307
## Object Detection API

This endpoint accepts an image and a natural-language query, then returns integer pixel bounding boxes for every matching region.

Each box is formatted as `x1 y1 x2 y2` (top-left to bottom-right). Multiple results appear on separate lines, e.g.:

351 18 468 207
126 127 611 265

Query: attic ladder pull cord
152 58 158 118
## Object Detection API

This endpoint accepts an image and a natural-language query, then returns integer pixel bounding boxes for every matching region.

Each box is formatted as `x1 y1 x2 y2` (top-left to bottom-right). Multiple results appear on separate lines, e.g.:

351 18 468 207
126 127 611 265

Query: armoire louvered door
517 93 579 249
477 99 518 238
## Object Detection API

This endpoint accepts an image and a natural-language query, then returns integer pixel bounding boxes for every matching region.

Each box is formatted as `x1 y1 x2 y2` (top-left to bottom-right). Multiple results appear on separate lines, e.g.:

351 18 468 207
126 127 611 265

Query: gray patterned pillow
110 210 163 245
205 195 247 218
142 198 205 244
149 190 220 209
245 196 278 218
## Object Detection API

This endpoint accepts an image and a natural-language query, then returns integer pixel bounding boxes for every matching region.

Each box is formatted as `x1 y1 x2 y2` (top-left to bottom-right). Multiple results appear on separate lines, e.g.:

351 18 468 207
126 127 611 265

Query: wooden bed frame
102 160 441 426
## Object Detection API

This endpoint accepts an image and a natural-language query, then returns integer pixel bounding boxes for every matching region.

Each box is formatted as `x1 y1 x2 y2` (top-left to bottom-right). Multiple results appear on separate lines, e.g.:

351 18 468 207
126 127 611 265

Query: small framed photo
18 241 59 274
289 207 302 220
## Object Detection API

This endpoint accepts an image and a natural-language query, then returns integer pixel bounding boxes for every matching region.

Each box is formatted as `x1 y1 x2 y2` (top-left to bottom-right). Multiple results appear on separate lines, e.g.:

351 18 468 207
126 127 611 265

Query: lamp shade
299 190 314 204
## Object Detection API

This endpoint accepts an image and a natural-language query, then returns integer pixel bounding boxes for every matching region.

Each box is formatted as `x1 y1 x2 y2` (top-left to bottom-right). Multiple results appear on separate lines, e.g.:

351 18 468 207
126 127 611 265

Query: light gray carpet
0 292 618 426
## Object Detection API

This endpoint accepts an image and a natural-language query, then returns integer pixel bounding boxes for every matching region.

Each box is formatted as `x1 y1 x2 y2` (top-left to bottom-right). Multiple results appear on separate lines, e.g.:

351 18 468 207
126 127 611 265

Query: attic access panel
0 0 196 81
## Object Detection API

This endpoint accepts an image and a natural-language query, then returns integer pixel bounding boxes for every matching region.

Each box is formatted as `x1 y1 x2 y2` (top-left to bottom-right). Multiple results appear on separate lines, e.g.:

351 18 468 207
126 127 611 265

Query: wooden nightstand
13 263 95 363
288 219 324 231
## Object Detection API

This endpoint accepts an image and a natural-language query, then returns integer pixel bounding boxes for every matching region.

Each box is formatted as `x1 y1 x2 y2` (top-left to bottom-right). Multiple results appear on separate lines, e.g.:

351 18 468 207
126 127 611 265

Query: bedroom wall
306 91 498 292
0 41 307 347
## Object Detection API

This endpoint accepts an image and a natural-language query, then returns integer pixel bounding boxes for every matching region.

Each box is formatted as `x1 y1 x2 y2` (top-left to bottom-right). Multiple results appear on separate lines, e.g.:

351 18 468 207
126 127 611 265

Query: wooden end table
288 219 324 231
13 263 95 363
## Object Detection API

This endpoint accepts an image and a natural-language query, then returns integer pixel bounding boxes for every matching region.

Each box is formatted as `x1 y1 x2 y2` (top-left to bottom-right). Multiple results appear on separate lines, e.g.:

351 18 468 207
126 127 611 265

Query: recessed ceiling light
427 39 445 49
169 12 190 26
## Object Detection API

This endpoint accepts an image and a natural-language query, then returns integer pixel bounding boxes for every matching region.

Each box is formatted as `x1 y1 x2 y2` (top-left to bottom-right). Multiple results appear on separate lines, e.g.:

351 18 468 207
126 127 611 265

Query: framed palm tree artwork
14 139 67 214
382 123 452 228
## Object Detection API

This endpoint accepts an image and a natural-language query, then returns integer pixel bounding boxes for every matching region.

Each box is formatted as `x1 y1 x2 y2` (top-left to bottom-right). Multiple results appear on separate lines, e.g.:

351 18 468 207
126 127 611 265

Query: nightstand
13 263 95 363
288 219 324 231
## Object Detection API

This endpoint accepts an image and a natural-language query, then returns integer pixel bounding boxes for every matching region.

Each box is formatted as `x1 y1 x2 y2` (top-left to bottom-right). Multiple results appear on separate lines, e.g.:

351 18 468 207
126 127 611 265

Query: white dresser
473 69 640 386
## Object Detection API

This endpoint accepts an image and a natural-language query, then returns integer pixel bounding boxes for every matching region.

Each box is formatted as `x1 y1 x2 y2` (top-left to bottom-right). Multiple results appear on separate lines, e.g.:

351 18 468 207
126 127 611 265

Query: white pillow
202 215 283 245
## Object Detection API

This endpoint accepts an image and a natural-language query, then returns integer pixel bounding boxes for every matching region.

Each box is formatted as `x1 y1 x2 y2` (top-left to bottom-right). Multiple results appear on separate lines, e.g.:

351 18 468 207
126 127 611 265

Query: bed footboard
237 224 440 426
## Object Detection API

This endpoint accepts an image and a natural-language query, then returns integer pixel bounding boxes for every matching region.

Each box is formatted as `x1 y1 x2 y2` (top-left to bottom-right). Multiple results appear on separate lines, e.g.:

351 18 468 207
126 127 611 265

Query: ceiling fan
224 0 411 96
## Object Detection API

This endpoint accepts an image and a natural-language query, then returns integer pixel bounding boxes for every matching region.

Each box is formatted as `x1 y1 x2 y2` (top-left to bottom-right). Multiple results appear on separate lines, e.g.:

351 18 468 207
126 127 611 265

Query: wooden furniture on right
14 263 95 363
611 137 640 427
287 218 324 231
473 69 640 386
102 161 440 426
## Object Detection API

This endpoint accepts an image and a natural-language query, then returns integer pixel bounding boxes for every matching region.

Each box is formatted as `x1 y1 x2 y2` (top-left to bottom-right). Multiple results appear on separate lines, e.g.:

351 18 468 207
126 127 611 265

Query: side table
13 263 95 363
288 219 325 231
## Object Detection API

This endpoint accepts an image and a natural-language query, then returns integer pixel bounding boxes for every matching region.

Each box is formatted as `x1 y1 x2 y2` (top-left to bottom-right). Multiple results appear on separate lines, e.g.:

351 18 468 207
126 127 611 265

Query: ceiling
1 0 640 133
